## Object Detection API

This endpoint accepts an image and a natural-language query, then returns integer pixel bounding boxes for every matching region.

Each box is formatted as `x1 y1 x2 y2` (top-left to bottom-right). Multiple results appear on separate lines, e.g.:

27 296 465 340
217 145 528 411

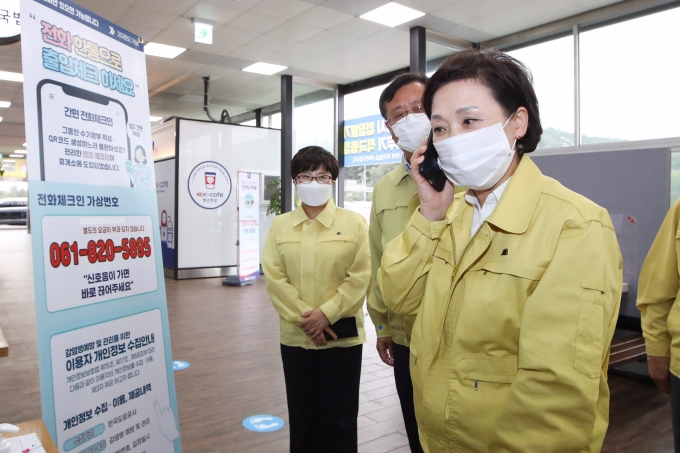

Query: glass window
342 84 403 221
580 7 680 144
508 36 575 148
672 151 680 205
294 94 335 152
240 119 256 127
266 113 281 129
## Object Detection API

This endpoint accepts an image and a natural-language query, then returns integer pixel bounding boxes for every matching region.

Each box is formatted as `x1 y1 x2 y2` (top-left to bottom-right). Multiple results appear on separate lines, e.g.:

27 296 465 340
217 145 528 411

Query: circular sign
172 360 190 371
187 161 232 209
0 0 20 45
242 415 284 432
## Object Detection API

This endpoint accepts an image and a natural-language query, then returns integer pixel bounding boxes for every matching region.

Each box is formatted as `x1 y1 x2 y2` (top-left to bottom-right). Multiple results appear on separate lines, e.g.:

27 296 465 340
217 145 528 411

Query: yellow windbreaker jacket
367 160 419 346
262 200 370 349
637 198 680 377
379 157 622 453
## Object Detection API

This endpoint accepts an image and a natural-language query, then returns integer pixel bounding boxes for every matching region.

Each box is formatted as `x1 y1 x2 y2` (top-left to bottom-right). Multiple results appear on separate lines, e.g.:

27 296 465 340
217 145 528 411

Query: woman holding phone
262 146 370 453
378 49 622 452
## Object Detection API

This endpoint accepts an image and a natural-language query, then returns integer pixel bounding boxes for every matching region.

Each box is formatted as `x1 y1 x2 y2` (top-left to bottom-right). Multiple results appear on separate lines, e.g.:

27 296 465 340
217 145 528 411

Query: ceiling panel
251 0 315 20
153 30 200 49
268 21 325 41
134 0 199 15
247 34 300 52
75 0 135 22
319 0 387 17
433 1 500 24
189 39 242 56
182 1 246 24
227 44 277 61
119 6 179 29
292 5 354 29
227 11 287 33
175 49 224 65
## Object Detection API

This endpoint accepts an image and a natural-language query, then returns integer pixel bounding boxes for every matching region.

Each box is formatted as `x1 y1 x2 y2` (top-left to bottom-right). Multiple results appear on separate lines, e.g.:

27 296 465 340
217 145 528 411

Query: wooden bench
609 334 646 370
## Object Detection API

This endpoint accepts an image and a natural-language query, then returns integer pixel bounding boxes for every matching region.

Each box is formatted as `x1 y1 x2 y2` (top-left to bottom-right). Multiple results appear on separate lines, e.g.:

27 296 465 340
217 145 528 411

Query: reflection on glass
672 151 680 205
508 36 574 149
581 7 680 144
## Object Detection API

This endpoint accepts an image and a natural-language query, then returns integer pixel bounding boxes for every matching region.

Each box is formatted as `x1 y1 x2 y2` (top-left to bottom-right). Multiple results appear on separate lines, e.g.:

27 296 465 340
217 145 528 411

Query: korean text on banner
20 0 182 452
237 172 260 282
343 114 402 167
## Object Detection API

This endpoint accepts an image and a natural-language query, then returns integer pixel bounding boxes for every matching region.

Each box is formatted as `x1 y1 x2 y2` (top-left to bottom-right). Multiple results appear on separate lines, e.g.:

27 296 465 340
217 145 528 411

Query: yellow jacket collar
291 199 337 228
485 156 544 234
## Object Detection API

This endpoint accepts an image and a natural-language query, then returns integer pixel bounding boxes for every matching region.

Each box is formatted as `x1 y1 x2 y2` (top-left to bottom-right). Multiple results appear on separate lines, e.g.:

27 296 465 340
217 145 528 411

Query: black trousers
393 343 424 453
671 373 680 452
280 344 363 453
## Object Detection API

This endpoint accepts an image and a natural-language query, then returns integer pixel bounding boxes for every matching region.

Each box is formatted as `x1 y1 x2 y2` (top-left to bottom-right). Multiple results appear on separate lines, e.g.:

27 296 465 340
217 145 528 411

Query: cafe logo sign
188 161 231 209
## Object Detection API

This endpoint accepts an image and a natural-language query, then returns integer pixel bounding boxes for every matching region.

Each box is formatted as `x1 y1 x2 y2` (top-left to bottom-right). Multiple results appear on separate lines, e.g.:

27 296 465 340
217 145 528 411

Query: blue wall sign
343 114 403 167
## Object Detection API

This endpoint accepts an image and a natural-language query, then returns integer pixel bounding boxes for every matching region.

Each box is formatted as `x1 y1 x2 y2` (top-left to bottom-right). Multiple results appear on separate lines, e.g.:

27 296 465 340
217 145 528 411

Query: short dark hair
423 49 543 154
290 146 339 181
379 72 429 120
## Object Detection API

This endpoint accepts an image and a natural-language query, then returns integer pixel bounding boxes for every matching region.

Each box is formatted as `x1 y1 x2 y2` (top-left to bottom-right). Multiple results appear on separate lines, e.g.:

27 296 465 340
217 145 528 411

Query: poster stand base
222 276 254 287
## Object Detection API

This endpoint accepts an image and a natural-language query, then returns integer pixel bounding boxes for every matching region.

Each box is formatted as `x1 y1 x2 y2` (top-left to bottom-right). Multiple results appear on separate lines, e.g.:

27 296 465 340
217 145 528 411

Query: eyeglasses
295 174 333 184
387 104 425 126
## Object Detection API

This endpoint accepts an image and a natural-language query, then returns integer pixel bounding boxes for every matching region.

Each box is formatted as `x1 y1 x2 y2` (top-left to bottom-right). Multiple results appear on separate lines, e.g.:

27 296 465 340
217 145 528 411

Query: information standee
20 0 181 452
223 172 261 287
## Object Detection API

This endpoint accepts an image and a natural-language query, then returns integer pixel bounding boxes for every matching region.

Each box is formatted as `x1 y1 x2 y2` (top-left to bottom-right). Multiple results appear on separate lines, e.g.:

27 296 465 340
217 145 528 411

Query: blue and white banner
343 114 403 167
237 171 260 282
21 1 181 452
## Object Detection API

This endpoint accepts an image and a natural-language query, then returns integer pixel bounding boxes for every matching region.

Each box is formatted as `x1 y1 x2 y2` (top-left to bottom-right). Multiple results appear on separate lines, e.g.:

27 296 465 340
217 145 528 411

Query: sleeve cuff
645 339 672 357
319 300 341 326
411 208 450 240
375 324 392 337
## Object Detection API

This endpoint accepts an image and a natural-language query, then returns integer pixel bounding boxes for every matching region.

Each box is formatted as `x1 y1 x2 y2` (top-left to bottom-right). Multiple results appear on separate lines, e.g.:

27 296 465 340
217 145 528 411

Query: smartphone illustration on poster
37 80 132 187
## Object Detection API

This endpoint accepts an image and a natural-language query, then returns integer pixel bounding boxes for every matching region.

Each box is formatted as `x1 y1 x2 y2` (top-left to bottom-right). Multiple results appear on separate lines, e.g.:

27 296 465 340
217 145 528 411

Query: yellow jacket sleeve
488 219 622 452
637 199 680 357
367 192 391 337
379 209 450 317
319 218 371 325
262 219 313 323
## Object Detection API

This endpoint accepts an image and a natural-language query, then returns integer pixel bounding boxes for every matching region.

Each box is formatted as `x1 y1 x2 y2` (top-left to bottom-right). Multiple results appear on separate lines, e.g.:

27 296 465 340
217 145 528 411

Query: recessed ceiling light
0 117 3 122
360 2 425 27
22 142 26 146
0 101 10 108
150 116 163 122
0 71 23 82
15 149 26 154
242 62 287 75
144 43 186 59
9 154 23 158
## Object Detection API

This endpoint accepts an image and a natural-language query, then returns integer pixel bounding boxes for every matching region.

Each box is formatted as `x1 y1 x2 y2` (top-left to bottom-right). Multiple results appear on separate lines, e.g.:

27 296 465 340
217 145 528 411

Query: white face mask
434 113 517 191
391 113 431 153
296 181 333 207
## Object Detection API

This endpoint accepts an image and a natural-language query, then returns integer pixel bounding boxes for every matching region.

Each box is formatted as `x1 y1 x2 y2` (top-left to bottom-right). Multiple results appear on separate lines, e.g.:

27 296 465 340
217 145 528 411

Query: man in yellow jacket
638 197 680 451
368 73 427 453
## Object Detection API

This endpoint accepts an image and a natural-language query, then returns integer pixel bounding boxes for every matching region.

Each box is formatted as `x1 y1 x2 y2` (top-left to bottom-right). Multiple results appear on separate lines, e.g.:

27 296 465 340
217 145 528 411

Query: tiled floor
0 226 676 452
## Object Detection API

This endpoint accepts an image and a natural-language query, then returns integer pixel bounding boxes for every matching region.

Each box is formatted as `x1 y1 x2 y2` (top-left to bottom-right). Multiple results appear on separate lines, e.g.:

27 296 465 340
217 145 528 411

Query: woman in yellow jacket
378 49 622 452
262 146 370 453
637 197 680 451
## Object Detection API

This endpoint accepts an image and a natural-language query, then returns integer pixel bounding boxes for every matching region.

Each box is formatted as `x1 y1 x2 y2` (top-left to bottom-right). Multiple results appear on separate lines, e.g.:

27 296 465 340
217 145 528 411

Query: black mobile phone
324 316 359 341
419 130 447 192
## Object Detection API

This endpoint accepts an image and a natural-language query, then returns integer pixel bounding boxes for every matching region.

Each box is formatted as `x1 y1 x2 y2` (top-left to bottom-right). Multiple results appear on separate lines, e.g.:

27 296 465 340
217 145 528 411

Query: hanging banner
20 1 181 452
237 171 260 282
343 114 403 167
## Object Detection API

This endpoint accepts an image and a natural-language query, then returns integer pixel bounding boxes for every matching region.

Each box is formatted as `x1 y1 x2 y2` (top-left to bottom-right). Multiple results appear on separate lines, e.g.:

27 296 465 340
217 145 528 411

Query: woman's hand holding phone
411 136 455 222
